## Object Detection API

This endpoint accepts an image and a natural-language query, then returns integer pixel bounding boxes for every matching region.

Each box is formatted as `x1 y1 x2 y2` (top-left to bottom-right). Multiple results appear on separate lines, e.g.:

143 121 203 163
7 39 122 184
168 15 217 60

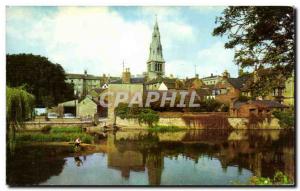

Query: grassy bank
16 126 93 144
148 125 183 133
49 126 82 133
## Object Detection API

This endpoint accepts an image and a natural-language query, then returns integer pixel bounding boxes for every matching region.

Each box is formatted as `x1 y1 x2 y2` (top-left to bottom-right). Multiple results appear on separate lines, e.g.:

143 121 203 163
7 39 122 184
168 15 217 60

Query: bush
41 125 51 133
250 171 292 185
115 103 160 128
138 108 159 128
273 109 294 128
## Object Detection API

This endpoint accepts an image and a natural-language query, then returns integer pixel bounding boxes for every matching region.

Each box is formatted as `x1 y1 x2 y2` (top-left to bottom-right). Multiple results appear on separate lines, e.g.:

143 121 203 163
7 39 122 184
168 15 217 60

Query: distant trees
7 54 74 107
213 6 295 95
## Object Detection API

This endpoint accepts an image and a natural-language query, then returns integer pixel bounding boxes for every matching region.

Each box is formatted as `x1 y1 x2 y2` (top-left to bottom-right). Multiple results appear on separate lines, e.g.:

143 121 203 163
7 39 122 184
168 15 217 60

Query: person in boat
75 137 81 147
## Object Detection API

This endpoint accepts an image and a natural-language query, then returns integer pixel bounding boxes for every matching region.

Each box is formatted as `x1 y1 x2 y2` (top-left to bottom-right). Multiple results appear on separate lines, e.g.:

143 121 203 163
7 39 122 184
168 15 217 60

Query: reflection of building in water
107 134 145 179
106 133 164 185
106 130 294 184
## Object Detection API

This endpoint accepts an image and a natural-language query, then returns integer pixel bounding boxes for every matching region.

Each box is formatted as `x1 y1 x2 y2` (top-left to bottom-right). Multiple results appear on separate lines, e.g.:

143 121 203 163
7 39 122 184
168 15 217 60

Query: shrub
250 171 292 185
138 108 159 128
41 125 51 133
273 109 294 128
115 103 160 128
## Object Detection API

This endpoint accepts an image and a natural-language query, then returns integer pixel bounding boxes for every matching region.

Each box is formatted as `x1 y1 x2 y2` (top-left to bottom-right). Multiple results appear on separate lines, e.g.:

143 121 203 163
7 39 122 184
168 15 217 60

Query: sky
6 6 238 78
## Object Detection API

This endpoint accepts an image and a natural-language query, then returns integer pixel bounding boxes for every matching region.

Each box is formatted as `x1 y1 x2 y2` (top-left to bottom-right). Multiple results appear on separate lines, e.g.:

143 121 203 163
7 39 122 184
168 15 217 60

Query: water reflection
74 156 83 167
7 129 294 186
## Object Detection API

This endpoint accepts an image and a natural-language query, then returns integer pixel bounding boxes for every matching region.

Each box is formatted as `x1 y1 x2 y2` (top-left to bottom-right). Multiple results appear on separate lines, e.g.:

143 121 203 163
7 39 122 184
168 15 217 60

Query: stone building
201 73 222 86
145 77 183 91
146 18 165 81
65 70 101 98
66 70 120 98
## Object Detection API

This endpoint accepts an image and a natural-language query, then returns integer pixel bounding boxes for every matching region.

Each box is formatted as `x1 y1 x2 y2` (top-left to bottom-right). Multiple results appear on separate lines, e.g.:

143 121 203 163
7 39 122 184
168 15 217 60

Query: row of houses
61 68 293 119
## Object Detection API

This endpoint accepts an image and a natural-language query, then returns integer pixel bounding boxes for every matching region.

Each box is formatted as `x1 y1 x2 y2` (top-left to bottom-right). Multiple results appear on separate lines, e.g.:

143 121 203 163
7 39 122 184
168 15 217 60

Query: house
78 95 107 118
184 74 205 90
66 70 120 98
282 76 294 106
201 73 222 86
145 77 184 91
214 71 250 105
230 100 288 118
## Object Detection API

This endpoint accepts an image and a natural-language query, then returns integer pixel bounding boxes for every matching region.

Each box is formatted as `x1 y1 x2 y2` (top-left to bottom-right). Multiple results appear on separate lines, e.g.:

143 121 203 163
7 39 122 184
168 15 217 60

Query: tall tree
7 54 74 107
213 6 295 96
6 86 35 153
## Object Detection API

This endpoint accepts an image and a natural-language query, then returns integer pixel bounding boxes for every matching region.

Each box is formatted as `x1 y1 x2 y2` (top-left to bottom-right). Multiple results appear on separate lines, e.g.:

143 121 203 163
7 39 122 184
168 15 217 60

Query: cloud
165 59 195 78
7 6 197 77
7 6 237 79
197 42 237 78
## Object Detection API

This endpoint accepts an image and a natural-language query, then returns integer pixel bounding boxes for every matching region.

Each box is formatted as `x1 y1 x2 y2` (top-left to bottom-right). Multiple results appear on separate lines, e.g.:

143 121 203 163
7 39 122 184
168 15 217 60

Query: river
7 129 294 186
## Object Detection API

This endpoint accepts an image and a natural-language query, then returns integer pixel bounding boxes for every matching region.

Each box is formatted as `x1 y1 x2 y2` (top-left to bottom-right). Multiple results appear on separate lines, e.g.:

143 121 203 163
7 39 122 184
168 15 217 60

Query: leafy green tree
138 108 159 128
7 54 74 107
6 86 35 152
115 103 159 128
213 6 295 95
272 109 294 128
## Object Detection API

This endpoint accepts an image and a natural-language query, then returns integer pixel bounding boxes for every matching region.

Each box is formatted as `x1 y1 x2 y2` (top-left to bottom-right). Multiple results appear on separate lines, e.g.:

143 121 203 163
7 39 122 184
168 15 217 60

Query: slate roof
233 100 288 109
196 88 211 96
145 77 177 89
109 77 145 84
66 73 100 80
201 75 221 80
227 75 250 90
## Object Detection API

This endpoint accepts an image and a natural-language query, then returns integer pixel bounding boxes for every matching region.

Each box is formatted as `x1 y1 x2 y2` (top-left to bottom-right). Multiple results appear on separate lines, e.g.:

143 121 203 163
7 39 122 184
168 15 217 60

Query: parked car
47 112 58 119
63 113 75 119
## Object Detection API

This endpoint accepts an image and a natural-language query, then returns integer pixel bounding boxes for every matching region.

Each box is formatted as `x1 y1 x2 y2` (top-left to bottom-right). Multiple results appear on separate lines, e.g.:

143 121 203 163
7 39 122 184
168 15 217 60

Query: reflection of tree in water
7 145 68 186
111 129 294 184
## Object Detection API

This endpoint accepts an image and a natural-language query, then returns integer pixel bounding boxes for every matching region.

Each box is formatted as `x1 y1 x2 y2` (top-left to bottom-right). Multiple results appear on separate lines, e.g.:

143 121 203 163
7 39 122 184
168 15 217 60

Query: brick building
230 100 288 118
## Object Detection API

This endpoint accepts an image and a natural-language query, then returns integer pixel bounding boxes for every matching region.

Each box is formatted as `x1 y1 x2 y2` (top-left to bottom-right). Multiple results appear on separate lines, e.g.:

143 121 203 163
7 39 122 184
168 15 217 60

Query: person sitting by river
75 137 81 147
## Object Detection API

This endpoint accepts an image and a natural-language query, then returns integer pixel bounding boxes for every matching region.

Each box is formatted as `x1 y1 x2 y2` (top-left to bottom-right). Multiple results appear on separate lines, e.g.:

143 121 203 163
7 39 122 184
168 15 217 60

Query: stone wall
24 118 93 130
228 117 281 129
117 116 282 130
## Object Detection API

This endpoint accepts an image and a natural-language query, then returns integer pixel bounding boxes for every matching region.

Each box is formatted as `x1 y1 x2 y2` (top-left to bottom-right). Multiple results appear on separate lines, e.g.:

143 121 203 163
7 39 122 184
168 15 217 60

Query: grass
16 132 93 144
50 126 82 133
148 125 183 133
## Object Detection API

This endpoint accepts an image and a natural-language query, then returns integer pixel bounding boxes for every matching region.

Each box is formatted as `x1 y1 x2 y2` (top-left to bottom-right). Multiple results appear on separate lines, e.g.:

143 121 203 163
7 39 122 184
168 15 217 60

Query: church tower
147 17 165 80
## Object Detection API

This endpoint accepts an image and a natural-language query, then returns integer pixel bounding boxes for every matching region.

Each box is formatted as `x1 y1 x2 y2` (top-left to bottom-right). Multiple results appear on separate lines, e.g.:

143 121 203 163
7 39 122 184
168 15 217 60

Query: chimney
211 73 213 77
122 67 131 84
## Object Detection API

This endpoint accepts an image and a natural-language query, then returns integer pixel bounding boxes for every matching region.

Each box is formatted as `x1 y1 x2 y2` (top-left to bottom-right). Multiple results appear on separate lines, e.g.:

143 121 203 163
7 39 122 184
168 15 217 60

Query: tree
7 54 74 107
6 86 35 152
213 6 295 95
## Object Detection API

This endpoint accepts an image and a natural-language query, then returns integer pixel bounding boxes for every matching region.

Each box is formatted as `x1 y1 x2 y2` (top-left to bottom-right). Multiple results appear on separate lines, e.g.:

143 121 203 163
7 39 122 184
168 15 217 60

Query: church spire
146 16 165 80
148 16 164 63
